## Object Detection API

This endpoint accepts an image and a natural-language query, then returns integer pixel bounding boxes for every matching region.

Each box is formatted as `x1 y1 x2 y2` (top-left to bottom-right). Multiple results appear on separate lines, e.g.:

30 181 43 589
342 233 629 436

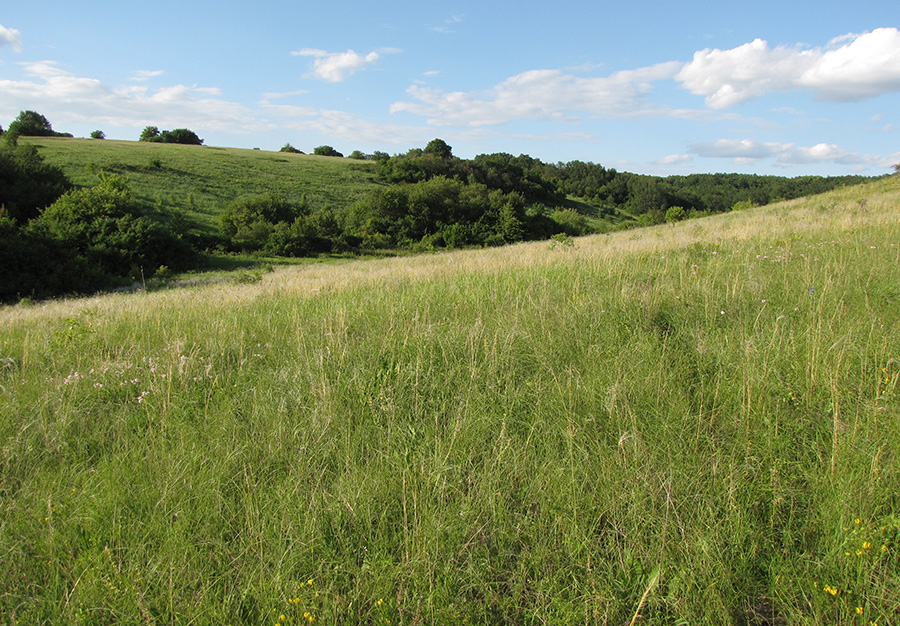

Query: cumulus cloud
677 27 900 108
265 104 432 147
130 69 164 81
391 62 682 126
0 24 22 52
292 48 380 82
393 28 900 129
0 61 255 132
656 153 692 165
688 137 895 168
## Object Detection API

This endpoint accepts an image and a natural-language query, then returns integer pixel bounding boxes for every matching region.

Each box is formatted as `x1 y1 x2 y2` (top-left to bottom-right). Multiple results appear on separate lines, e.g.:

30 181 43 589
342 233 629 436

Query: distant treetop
139 126 204 145
6 110 72 141
423 138 453 160
313 145 343 157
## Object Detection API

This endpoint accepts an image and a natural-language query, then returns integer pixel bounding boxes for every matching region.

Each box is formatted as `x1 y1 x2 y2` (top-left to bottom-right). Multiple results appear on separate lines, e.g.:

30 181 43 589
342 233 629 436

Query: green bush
139 126 203 145
0 142 71 223
550 208 590 236
665 205 686 223
36 173 194 279
220 193 315 253
313 145 343 157
0 214 104 301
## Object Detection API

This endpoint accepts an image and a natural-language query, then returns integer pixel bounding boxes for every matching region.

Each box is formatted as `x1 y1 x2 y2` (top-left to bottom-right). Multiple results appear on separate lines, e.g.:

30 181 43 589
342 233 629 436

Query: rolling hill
22 137 382 232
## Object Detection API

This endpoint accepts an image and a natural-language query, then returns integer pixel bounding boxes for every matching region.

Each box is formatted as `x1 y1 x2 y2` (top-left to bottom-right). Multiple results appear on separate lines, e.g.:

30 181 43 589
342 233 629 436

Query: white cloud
393 28 900 130
292 48 380 82
677 28 900 108
688 137 896 169
0 24 22 52
431 14 464 34
262 102 431 147
391 62 682 126
689 138 786 160
0 61 256 133
130 70 164 81
656 153 692 165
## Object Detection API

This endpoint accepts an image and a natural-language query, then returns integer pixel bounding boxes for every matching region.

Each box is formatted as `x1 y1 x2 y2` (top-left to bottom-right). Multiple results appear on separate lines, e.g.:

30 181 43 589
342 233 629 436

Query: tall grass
1 178 898 624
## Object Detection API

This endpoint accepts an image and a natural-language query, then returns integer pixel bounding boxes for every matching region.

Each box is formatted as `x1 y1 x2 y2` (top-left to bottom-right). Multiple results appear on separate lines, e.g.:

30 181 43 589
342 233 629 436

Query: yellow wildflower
856 606 864 615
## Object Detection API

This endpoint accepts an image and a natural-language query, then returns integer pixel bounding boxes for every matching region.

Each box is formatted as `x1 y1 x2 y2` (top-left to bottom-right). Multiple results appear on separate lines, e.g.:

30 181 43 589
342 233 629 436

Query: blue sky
1 0 898 176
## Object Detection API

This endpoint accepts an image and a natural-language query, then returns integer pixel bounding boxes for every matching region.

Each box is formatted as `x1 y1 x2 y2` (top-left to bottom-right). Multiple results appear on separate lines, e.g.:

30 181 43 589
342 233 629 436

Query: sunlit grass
22 137 380 232
1 177 898 624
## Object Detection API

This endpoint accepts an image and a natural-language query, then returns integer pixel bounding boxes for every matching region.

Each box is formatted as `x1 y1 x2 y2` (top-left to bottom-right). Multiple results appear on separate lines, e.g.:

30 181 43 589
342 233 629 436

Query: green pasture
22 138 381 232
0 178 898 624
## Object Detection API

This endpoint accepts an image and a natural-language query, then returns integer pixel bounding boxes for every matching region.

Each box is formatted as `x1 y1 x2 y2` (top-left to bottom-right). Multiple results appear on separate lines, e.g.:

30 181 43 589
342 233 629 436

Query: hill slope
23 137 381 231
1 178 899 624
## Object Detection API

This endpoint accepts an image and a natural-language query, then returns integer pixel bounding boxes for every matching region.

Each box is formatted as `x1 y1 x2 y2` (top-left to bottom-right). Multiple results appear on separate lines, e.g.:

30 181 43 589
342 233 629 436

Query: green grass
1 178 899 624
23 137 381 232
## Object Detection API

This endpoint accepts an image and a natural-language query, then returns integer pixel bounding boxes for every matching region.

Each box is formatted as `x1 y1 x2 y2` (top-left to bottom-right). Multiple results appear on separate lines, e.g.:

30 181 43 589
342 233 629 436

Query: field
22 138 381 232
1 177 899 624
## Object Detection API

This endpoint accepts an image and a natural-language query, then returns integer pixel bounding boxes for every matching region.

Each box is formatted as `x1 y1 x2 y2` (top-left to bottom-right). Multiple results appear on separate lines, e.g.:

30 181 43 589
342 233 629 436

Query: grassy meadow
22 138 380 232
1 177 899 624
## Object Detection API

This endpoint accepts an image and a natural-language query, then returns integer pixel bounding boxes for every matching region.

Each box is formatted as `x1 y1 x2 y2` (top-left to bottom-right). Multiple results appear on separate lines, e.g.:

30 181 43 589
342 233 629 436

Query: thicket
0 144 193 302
0 141 72 223
337 145 581 249
218 193 346 256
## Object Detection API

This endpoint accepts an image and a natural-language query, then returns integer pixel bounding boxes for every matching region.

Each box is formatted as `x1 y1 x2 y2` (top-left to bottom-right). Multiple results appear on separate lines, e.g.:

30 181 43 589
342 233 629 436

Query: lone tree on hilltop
6 110 72 142
423 138 452 160
140 126 160 141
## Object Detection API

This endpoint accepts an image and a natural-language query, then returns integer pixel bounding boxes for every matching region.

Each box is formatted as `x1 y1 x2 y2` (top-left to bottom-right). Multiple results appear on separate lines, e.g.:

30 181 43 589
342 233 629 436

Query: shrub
313 145 343 157
665 205 686 223
139 126 203 145
36 173 194 278
90 130 105 140
0 141 71 223
140 126 160 142
220 193 309 252
550 208 590 236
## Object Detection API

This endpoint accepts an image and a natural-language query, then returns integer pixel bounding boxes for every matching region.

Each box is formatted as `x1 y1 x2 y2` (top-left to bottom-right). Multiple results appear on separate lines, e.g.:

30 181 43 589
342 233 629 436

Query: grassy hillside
1 177 899 624
22 137 381 232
